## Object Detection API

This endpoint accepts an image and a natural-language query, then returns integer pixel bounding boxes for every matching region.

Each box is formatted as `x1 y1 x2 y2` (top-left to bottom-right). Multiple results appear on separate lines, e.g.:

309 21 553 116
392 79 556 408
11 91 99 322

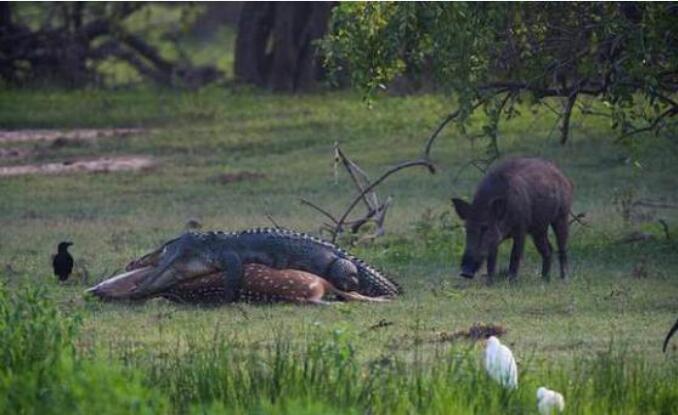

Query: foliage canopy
321 3 677 153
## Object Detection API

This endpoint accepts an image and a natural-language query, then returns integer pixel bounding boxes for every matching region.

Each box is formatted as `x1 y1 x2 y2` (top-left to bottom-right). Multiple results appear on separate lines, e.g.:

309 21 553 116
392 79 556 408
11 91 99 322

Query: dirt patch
388 323 507 351
212 171 266 184
0 156 156 177
437 323 507 343
0 147 32 160
49 137 90 149
429 323 506 343
0 128 144 144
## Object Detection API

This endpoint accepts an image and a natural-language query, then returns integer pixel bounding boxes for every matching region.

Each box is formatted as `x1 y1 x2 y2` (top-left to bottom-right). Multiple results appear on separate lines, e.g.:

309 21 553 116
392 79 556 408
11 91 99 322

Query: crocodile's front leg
215 251 243 303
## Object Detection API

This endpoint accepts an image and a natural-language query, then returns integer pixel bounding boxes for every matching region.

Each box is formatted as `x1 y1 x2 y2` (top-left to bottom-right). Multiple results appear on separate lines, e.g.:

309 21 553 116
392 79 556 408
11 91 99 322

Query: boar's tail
663 318 678 353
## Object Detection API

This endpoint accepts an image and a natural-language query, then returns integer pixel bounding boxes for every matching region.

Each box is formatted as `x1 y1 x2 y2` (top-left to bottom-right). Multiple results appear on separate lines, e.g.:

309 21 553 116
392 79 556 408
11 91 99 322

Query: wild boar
452 157 573 282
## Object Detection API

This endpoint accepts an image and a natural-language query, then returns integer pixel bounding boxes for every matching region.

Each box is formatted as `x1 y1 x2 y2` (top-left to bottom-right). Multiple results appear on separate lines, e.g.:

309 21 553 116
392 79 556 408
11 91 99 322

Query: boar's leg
552 215 570 279
531 229 553 280
486 247 498 284
507 231 526 280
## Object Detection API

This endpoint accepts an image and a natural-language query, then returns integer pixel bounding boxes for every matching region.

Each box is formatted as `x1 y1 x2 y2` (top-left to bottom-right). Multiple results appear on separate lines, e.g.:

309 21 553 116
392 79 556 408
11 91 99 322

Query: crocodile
88 227 401 303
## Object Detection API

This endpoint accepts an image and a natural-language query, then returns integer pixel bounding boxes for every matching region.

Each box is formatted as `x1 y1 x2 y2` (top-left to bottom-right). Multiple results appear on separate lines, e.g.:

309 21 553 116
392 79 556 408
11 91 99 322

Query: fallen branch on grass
302 144 434 243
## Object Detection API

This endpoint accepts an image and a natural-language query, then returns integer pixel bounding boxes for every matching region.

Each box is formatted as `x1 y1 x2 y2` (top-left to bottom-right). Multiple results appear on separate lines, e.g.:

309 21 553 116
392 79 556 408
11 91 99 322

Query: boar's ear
451 198 471 220
490 198 507 219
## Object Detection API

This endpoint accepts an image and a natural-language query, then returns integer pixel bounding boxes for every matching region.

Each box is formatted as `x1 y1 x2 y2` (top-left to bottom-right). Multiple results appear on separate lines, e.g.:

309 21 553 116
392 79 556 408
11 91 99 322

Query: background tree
234 2 334 92
0 2 221 88
320 3 677 160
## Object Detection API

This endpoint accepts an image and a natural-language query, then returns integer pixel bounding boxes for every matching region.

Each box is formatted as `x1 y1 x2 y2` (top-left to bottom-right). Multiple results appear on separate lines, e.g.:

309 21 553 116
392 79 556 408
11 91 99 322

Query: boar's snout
460 253 480 279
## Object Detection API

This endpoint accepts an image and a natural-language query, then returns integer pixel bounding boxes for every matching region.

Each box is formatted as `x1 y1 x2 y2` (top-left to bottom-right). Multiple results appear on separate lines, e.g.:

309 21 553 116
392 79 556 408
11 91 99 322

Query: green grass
1 87 677 413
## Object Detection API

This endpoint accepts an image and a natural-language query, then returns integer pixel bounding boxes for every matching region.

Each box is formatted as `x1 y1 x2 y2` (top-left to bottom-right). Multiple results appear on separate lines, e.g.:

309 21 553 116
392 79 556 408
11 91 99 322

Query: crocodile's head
89 233 221 300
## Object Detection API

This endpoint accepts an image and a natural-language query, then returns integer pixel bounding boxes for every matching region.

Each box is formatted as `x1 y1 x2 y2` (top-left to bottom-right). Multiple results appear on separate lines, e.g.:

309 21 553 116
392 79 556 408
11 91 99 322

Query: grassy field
1 87 677 414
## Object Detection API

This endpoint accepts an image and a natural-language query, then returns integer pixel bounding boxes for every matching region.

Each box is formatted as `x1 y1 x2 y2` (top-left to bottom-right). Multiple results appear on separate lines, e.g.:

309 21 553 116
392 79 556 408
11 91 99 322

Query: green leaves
321 3 677 147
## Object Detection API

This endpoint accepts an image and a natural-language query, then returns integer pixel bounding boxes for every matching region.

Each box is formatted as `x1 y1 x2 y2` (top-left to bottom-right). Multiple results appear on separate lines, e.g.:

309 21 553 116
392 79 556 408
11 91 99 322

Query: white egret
537 387 565 414
484 336 518 389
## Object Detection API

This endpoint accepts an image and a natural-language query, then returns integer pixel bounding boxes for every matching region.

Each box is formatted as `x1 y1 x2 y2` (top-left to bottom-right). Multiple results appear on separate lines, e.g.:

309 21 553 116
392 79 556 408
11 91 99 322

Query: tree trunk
234 2 334 92
0 3 221 88
234 2 275 86
293 3 333 91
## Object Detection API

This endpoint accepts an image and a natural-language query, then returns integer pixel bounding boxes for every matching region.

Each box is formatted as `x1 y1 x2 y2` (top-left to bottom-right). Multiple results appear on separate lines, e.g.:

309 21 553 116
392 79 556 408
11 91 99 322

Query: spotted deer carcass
88 263 388 305
452 157 573 282
238 264 389 305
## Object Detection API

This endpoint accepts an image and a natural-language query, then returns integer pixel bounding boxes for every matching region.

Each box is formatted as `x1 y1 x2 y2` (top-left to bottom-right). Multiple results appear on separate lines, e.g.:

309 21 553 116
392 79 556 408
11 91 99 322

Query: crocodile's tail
354 260 401 297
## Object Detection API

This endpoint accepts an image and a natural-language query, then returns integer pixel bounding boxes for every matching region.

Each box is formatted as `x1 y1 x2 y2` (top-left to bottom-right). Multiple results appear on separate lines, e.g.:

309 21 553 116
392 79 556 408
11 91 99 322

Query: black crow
53 241 74 281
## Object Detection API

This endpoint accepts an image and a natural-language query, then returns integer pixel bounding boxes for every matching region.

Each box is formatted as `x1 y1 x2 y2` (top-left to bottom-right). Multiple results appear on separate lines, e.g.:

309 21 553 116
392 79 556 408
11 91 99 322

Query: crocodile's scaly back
203 227 401 297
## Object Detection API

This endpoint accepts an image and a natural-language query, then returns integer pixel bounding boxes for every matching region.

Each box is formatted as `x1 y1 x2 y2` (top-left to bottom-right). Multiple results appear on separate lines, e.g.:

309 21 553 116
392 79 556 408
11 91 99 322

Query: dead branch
366 319 394 331
336 145 378 211
265 213 282 229
302 144 434 243
300 199 339 225
569 211 589 227
372 195 393 236
332 158 435 242
346 195 393 235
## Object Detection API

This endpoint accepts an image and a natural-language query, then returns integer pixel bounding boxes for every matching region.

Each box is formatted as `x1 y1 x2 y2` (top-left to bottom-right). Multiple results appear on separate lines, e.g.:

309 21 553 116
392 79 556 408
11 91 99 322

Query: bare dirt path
0 128 144 144
0 128 155 177
0 156 156 177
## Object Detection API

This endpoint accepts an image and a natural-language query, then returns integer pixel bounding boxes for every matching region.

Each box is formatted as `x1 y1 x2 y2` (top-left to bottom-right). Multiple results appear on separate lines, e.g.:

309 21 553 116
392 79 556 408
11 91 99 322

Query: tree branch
569 211 589 227
300 198 339 225
336 145 377 211
265 213 282 229
332 159 435 242
90 40 172 84
422 109 460 164
119 32 175 73
560 89 578 144
422 94 503 164
616 106 677 141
